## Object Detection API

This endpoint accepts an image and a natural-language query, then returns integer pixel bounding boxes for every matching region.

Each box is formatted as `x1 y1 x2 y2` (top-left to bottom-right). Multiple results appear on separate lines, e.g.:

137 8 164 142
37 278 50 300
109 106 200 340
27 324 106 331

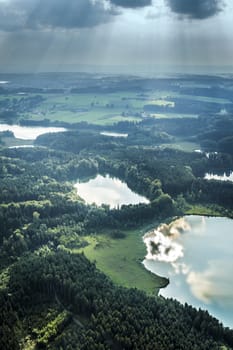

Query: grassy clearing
175 93 232 105
161 140 200 152
185 204 223 216
0 95 23 101
1 136 34 148
147 99 175 107
73 228 167 295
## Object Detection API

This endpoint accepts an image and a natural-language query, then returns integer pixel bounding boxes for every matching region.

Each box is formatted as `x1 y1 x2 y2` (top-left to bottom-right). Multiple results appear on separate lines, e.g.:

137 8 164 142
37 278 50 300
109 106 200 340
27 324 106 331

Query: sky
0 0 233 74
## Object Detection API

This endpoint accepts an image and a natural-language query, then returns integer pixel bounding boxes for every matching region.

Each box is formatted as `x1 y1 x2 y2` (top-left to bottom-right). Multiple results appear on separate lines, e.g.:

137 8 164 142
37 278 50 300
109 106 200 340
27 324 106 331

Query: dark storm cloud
0 0 117 31
110 0 152 8
166 0 224 19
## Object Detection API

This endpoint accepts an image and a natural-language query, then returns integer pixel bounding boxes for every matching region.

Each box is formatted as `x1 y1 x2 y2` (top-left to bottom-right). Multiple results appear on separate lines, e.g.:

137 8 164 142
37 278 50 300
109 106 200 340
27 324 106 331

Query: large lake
74 174 149 209
143 216 233 328
0 124 66 140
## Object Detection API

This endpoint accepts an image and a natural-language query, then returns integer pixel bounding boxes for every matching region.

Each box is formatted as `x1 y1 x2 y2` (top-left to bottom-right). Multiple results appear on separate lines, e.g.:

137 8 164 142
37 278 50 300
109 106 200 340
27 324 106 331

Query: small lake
205 172 233 182
74 174 149 209
143 216 233 328
8 145 35 149
100 131 128 138
0 124 67 140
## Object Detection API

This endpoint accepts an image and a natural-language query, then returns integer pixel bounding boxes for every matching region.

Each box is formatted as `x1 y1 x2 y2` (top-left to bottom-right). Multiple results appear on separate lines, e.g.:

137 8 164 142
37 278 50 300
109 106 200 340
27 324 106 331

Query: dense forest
1 251 233 350
1 73 233 349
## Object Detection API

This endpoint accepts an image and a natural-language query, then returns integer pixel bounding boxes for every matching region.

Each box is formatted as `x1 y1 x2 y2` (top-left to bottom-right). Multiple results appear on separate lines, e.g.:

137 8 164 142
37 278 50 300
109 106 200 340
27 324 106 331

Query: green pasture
26 92 143 125
73 228 168 295
175 93 232 104
40 92 142 109
146 99 175 107
161 139 200 152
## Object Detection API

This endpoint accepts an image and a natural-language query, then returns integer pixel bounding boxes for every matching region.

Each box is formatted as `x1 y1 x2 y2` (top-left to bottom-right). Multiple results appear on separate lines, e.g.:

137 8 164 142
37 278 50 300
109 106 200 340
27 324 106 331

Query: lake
143 216 233 328
0 124 67 140
8 145 35 149
100 131 128 138
205 172 233 182
74 174 149 209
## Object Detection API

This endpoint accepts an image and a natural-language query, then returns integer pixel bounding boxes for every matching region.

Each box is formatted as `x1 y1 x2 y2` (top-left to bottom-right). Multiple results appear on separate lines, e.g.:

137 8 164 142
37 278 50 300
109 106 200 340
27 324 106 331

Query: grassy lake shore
73 227 168 295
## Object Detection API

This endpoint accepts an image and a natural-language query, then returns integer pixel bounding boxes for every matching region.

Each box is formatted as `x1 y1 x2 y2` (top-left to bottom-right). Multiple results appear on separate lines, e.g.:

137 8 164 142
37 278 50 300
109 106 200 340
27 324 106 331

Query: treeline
0 95 45 123
35 128 172 154
140 113 233 157
187 178 233 209
180 86 233 102
31 114 227 156
1 251 232 350
35 131 124 154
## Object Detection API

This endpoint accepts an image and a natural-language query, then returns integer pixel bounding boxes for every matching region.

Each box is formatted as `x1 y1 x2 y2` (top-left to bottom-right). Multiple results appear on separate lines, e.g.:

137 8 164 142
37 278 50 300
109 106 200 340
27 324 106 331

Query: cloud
110 0 152 8
166 0 224 19
0 0 118 31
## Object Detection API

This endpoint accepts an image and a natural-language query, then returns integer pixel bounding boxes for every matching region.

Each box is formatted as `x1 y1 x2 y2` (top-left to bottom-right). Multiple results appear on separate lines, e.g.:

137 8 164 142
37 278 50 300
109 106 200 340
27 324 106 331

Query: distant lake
74 174 149 209
100 131 128 138
205 172 233 182
0 124 67 140
8 145 35 149
143 216 233 328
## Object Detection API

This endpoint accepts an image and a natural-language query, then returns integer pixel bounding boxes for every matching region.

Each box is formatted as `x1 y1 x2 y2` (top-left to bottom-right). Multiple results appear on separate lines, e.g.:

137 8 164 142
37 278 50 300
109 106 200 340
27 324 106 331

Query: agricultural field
21 92 144 125
1 73 232 127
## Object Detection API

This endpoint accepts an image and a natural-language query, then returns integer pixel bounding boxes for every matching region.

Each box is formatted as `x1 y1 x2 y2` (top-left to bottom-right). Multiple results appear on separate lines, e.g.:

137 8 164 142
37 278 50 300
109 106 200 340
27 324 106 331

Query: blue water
143 216 233 328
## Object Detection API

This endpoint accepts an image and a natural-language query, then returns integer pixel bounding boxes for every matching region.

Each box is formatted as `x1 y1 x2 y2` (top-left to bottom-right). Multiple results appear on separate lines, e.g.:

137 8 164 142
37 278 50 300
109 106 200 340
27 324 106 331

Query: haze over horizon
0 0 233 74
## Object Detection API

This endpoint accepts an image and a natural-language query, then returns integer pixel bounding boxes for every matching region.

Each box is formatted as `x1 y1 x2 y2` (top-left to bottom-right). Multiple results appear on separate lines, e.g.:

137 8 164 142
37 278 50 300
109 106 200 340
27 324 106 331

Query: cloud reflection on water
143 216 233 327
74 174 149 209
187 260 233 307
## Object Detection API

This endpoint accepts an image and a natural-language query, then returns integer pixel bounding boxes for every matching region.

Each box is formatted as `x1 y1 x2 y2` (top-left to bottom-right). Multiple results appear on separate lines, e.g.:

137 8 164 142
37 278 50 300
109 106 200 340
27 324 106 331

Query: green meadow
2 87 228 127
73 227 168 295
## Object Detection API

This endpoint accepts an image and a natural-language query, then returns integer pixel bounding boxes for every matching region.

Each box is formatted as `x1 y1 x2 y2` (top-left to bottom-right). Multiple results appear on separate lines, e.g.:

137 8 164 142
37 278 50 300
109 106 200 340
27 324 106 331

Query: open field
73 228 167 295
23 92 144 124
1 84 232 126
0 136 34 147
160 139 200 152
173 93 232 104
